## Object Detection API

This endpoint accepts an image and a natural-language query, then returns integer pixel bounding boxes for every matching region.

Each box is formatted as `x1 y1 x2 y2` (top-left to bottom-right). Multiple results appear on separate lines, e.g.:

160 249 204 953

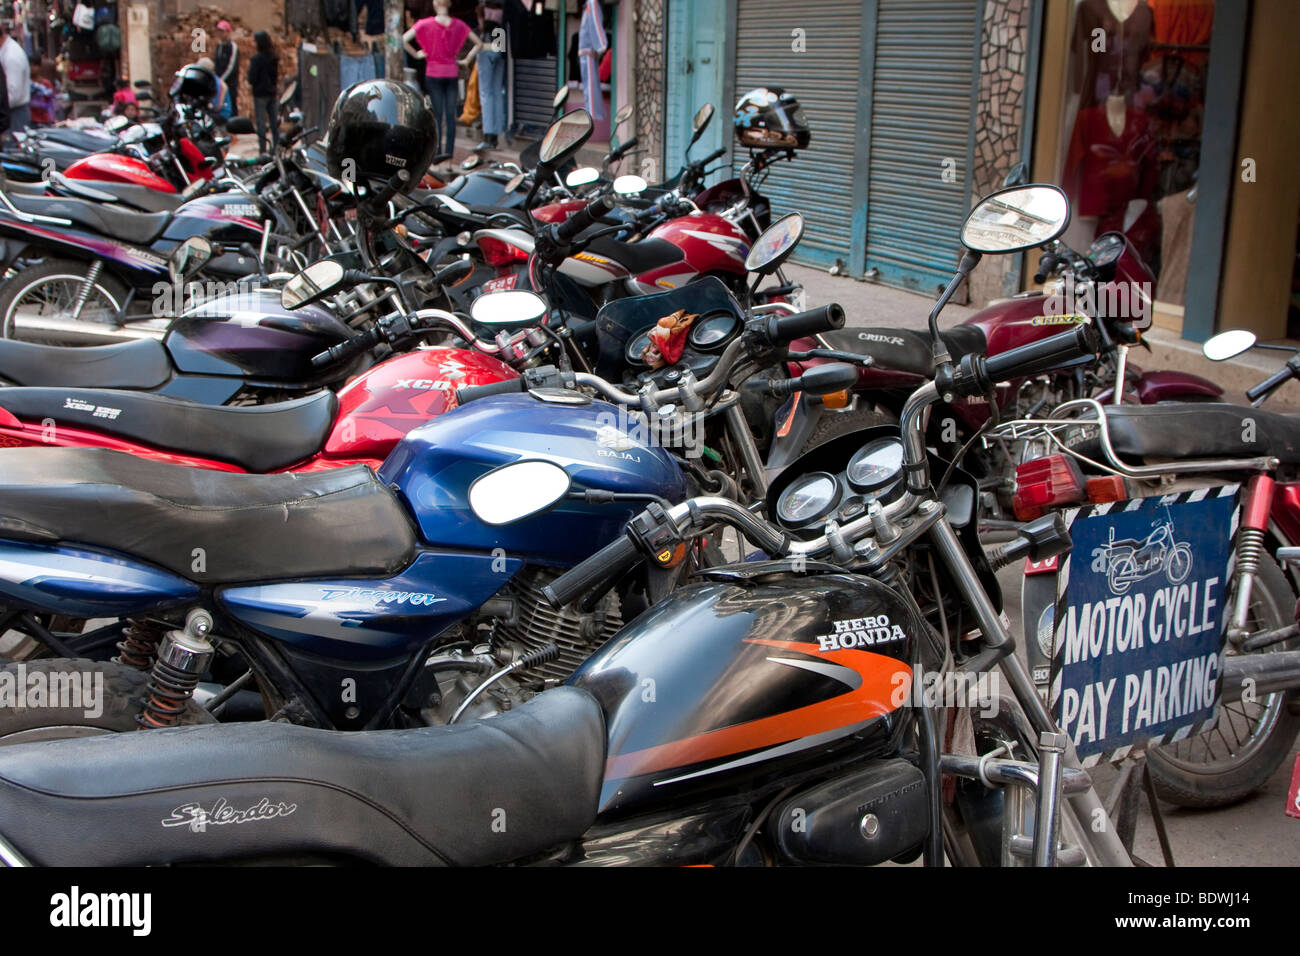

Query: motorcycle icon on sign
1093 516 1194 595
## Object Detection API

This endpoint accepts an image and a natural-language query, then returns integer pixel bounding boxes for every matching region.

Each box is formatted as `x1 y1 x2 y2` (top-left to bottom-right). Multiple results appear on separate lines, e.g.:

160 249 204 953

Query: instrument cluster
774 436 906 530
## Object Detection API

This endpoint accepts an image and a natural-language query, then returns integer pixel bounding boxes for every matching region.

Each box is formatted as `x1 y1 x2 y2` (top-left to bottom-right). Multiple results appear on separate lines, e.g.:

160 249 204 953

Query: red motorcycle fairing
323 347 518 459
0 348 517 473
1270 483 1300 554
64 153 179 193
638 212 750 290
1132 369 1223 403
533 199 585 224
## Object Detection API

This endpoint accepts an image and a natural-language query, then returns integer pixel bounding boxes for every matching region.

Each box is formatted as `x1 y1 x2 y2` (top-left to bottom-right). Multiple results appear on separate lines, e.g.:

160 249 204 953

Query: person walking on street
213 20 238 119
248 31 278 155
0 22 29 134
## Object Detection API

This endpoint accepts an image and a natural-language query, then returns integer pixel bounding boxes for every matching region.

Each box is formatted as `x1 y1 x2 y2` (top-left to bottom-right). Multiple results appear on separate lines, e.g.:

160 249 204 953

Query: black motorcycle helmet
170 63 219 106
733 87 811 150
324 79 437 193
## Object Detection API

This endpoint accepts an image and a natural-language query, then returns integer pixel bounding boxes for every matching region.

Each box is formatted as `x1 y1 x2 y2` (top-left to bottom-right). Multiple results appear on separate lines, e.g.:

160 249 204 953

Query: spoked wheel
1147 554 1300 807
0 258 130 345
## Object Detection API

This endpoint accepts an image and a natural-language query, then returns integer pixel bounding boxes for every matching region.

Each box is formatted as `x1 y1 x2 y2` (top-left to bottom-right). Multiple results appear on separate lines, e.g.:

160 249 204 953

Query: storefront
1032 0 1300 342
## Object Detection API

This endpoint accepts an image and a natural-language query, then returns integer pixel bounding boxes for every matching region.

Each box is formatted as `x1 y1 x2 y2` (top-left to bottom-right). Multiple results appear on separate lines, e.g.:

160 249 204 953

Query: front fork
1228 473 1274 645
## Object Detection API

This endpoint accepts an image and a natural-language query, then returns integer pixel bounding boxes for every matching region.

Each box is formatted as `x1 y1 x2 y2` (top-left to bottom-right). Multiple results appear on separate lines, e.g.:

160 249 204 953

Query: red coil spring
113 621 165 671
136 657 202 729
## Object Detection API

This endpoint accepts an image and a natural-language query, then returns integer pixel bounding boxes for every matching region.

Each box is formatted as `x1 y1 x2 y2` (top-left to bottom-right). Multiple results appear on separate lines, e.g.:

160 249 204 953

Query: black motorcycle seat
6 193 172 245
819 324 987 376
0 447 417 584
0 388 338 472
1079 402 1300 466
0 337 171 388
0 686 606 866
586 235 685 275
30 127 116 152
61 179 183 214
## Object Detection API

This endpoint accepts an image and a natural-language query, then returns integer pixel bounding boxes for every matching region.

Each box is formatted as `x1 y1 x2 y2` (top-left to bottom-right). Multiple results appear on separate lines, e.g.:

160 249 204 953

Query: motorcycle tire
1147 554 1300 807
798 404 896 455
0 258 129 345
0 658 215 746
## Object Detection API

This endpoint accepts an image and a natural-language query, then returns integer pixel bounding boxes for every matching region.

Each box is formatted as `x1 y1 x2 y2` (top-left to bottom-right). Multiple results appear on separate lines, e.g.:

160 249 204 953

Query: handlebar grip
364 169 410 213
541 533 642 608
310 326 382 369
556 194 615 242
454 376 526 405
609 136 639 162
764 304 846 343
984 324 1098 384
433 258 473 287
701 147 726 165
1246 365 1293 404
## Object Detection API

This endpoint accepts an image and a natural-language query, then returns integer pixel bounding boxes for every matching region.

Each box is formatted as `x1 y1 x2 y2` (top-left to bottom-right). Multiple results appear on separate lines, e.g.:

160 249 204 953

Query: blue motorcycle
0 274 846 737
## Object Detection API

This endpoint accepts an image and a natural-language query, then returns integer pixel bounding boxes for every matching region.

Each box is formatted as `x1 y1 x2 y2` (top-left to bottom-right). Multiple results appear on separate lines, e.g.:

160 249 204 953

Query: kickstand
1142 764 1177 867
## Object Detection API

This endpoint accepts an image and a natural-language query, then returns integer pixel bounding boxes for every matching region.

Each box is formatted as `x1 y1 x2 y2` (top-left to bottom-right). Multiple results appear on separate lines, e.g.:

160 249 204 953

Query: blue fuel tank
378 393 687 565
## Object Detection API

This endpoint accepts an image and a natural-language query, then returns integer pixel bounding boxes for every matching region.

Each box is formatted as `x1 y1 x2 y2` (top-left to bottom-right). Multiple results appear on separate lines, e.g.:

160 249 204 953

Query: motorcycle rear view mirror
168 236 214 283
280 79 299 108
538 109 595 168
613 175 647 196
566 166 600 188
960 184 1069 254
226 116 255 135
1203 329 1257 361
461 155 483 171
504 172 526 193
469 460 572 526
470 289 548 331
688 103 715 150
614 104 634 126
105 115 130 133
552 87 569 111
745 212 805 275
281 260 347 310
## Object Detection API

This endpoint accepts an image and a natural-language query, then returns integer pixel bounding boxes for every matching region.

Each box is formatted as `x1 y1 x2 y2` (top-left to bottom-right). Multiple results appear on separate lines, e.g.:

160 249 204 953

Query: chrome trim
0 832 31 867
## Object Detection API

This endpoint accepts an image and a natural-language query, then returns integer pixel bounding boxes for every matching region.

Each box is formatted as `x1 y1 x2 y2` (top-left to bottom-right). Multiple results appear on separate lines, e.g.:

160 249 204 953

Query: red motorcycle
777 229 1221 516
0 310 517 473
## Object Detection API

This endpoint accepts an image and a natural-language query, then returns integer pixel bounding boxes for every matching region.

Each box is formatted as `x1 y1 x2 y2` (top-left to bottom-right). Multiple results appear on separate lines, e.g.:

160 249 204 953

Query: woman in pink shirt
403 0 482 162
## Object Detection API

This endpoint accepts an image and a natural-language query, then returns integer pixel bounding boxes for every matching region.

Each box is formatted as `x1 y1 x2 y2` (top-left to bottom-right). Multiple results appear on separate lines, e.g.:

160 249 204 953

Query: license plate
482 274 518 293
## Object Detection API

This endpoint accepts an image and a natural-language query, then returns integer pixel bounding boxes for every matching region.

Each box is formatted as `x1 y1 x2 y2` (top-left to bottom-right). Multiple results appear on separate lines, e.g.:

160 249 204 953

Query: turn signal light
1012 454 1085 520
1085 475 1127 504
821 390 851 410
477 236 531 267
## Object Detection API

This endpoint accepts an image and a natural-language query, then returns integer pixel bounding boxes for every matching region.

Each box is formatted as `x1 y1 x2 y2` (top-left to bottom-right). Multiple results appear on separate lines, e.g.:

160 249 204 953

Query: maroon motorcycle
775 227 1221 520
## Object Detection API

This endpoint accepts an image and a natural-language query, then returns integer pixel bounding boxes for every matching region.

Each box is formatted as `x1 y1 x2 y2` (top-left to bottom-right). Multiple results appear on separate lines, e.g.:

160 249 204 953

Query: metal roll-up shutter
864 0 980 293
733 0 863 269
513 57 558 138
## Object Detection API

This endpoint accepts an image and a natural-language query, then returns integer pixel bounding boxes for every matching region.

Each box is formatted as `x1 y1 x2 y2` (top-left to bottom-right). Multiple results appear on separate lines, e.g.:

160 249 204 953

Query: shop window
1057 0 1215 308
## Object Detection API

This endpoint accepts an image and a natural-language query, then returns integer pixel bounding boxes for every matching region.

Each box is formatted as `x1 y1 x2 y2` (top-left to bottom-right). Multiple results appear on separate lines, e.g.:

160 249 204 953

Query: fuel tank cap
528 387 591 405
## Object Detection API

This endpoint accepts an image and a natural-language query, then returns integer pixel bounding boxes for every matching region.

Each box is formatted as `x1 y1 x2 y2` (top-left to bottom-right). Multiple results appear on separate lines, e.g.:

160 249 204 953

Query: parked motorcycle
1001 327 1300 808
0 185 1136 867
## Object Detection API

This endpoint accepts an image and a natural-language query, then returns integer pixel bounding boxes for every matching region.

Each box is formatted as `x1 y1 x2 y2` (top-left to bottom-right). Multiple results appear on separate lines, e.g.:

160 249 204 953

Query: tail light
1012 454 1085 520
477 236 530 267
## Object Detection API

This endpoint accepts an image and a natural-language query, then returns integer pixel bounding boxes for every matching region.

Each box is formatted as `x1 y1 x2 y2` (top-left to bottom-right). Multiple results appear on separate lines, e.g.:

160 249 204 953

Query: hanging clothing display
286 0 326 37
1069 0 1154 108
577 0 606 120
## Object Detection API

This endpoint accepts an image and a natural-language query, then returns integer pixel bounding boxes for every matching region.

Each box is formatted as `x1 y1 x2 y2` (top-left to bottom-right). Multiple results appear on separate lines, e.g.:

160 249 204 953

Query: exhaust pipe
1221 650 1300 701
10 314 166 344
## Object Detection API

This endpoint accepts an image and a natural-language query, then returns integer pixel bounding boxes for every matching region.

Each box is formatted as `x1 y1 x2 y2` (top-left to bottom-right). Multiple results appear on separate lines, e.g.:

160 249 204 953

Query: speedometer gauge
847 438 904 494
775 472 840 527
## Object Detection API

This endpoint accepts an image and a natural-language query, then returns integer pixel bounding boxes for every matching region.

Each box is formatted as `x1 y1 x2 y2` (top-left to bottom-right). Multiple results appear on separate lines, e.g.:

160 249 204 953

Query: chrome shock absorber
68 259 104 323
137 610 215 729
1230 474 1275 645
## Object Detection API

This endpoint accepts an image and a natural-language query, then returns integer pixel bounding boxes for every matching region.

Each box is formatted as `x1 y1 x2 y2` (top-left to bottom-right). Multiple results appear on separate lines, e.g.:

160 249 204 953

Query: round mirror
470 289 548 329
105 114 130 133
469 460 572 526
280 79 299 107
461 155 482 171
960 185 1070 254
539 109 594 166
1203 329 1257 362
504 172 526 193
693 103 715 133
552 87 569 110
565 166 600 188
281 260 346 310
745 212 805 274
614 104 634 125
613 174 647 195
168 236 214 282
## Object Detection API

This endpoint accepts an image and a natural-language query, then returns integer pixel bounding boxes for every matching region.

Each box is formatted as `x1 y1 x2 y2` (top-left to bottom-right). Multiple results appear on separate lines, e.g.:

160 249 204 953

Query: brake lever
784 348 874 367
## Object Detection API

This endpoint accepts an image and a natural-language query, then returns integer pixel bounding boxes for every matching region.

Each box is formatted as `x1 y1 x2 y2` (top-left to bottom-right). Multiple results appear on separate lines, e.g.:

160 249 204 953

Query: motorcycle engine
421 567 624 725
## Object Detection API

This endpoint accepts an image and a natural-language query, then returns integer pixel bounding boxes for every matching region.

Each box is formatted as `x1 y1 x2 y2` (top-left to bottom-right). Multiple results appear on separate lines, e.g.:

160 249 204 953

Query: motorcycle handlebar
1246 364 1293 404
310 326 382 369
455 376 527 405
985 323 1098 384
542 532 642 608
763 304 845 343
699 147 726 166
608 136 639 163
363 169 410 215
556 194 615 242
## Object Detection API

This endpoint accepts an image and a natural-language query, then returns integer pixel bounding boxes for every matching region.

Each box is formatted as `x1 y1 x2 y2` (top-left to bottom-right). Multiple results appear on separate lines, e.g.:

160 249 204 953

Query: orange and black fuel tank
568 565 921 816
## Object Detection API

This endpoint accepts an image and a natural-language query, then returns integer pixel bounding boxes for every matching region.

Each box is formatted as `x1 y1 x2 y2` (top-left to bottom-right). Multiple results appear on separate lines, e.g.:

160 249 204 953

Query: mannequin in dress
405 0 482 162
